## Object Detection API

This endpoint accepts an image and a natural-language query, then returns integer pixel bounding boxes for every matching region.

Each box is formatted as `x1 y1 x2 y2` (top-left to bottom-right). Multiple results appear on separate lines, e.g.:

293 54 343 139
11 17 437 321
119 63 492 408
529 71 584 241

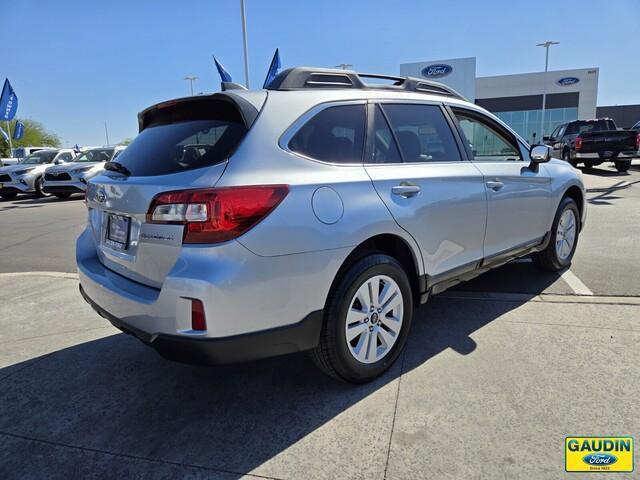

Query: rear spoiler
137 92 260 133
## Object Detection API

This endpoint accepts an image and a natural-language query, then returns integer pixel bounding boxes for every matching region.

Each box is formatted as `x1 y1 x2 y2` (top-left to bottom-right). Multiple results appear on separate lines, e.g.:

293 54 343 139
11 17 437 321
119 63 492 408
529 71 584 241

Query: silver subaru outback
77 67 586 383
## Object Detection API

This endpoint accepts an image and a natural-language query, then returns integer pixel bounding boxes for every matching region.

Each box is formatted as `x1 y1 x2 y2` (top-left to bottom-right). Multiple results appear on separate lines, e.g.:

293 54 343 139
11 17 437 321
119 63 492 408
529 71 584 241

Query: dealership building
400 57 639 144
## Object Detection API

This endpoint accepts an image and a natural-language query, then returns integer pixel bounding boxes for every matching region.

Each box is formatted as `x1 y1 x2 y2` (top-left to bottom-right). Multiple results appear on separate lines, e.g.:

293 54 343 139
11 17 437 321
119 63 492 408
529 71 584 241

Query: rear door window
288 104 365 164
380 104 462 162
368 105 402 164
113 101 247 176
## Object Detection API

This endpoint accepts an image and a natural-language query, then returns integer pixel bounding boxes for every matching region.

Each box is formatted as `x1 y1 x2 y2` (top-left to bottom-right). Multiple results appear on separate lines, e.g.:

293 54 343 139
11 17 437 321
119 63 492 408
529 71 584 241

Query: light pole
240 0 250 88
184 76 199 96
335 63 353 70
536 41 560 142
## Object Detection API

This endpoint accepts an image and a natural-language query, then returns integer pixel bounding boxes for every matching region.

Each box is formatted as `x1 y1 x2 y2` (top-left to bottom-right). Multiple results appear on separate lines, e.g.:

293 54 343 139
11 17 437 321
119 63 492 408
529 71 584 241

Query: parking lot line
561 269 593 296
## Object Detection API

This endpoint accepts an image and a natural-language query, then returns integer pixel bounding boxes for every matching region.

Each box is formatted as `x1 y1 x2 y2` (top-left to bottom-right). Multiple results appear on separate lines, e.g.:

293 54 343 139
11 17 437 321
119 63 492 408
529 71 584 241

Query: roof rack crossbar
266 67 466 100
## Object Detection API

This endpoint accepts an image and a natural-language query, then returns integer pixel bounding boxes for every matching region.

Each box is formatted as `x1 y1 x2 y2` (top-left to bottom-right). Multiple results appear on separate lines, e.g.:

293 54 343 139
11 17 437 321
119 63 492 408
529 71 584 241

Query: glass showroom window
495 107 577 144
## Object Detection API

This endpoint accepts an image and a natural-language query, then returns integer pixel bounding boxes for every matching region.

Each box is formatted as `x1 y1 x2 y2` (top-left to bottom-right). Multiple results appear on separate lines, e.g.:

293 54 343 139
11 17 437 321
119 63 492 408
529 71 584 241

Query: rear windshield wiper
104 161 131 176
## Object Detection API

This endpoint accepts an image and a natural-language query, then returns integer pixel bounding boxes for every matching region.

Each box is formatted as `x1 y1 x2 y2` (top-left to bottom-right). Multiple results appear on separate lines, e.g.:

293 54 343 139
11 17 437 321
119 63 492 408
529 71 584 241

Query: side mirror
530 145 552 164
542 136 551 142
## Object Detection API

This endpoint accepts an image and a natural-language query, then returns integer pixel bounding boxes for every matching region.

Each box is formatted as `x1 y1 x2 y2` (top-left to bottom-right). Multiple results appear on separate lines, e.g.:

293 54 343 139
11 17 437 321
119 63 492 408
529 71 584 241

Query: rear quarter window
113 100 247 176
288 104 366 164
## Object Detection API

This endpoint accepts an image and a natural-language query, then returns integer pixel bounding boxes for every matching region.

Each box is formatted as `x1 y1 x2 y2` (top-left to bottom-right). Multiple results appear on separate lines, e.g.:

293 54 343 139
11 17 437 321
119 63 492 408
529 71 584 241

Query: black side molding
420 233 550 297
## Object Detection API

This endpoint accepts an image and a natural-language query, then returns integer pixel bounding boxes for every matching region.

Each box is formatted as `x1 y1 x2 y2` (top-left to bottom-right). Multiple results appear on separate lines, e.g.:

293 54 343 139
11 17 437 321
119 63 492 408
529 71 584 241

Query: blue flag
263 49 281 88
13 121 24 140
213 57 232 83
0 79 18 121
0 126 9 143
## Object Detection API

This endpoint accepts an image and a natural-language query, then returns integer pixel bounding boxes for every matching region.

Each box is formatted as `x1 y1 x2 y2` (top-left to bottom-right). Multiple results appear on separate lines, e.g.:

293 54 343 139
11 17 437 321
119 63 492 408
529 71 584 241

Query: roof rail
266 67 466 100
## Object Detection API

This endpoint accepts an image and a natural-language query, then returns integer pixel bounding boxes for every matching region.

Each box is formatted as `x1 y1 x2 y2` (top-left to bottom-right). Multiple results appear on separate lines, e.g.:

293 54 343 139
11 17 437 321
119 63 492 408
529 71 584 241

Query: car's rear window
565 120 615 135
113 101 247 176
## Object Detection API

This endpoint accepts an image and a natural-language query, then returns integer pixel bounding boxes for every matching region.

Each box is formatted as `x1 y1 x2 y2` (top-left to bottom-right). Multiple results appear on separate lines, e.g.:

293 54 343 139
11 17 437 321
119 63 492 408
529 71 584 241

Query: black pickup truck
544 118 640 172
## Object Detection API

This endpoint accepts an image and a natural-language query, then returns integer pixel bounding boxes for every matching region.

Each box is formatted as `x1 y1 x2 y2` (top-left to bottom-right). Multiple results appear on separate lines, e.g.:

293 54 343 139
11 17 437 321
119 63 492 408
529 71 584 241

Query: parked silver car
78 68 586 382
0 149 76 199
43 146 126 199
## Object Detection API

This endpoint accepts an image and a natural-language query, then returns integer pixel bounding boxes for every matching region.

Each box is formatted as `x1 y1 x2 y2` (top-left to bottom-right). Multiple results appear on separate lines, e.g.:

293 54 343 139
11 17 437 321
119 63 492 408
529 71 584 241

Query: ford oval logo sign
583 453 618 466
422 64 453 78
557 77 580 86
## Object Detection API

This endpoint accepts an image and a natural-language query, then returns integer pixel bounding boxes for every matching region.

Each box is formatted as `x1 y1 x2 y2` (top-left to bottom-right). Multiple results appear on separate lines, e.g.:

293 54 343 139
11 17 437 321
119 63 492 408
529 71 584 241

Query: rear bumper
76 228 346 365
575 151 639 160
80 284 323 365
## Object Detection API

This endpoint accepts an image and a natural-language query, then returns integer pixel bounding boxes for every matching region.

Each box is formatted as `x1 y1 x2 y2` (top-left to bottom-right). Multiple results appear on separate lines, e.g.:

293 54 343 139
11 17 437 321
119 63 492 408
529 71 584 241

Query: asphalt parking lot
1 163 639 479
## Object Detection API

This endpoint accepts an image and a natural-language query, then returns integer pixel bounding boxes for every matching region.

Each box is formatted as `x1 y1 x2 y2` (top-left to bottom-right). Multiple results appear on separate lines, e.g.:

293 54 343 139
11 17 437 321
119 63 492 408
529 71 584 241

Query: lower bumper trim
79 284 323 366
0 186 25 194
43 185 85 194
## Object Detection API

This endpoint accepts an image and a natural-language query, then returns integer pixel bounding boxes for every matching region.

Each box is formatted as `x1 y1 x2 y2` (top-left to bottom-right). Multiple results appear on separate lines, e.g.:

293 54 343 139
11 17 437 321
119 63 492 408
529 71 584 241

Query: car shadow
579 165 630 177
11 195 84 205
0 271 561 478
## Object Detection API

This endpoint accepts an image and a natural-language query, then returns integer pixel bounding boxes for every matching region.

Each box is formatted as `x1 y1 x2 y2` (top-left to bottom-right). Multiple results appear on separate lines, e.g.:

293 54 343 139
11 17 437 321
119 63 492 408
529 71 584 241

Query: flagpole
240 0 250 88
5 121 12 153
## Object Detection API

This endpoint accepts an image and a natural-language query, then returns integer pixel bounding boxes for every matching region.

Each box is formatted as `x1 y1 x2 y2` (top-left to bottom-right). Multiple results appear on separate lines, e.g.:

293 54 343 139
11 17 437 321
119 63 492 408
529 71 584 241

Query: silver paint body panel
77 87 586 339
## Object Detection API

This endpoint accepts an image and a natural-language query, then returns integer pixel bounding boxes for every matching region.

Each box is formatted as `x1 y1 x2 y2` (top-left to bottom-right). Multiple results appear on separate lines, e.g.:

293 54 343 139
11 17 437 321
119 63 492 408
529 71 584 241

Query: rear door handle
392 184 421 197
486 180 504 191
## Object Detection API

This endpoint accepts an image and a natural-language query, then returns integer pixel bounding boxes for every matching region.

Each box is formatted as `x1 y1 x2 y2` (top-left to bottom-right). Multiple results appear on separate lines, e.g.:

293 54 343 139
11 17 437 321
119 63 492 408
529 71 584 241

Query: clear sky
2 0 639 146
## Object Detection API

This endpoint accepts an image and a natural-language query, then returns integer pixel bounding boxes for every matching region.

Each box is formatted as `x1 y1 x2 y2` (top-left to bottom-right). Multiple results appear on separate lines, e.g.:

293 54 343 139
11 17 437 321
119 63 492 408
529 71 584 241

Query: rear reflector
147 185 289 244
191 299 206 331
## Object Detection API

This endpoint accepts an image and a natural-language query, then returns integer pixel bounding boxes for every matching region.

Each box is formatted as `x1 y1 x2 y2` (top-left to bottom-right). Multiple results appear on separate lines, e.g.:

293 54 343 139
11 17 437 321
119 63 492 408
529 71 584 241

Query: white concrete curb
0 271 79 279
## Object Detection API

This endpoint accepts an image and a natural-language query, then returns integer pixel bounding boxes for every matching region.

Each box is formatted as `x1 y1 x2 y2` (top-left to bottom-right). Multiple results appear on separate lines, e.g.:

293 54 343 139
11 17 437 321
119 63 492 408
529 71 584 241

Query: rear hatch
579 130 638 155
86 94 257 288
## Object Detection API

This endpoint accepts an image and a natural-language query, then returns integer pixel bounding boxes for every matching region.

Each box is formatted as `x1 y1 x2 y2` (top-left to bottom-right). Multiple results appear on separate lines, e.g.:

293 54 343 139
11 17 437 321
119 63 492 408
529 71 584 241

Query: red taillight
147 185 289 244
191 299 206 331
575 136 583 150
636 132 640 149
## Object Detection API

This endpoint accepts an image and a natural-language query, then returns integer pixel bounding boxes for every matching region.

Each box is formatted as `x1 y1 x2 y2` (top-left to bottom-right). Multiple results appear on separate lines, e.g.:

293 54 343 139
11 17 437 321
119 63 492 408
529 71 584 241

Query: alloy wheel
344 275 404 364
555 208 576 261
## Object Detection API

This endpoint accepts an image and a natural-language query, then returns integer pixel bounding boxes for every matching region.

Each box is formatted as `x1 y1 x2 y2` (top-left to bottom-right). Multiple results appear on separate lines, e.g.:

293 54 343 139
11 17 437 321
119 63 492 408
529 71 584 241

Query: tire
615 160 631 173
0 193 18 200
35 176 50 197
54 192 72 199
310 253 413 383
563 149 578 168
532 196 580 271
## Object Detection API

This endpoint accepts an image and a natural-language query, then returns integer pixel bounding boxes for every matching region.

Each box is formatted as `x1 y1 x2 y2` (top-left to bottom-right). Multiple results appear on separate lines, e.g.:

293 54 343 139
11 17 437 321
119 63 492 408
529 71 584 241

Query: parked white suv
0 149 76 198
43 146 126 199
78 67 586 382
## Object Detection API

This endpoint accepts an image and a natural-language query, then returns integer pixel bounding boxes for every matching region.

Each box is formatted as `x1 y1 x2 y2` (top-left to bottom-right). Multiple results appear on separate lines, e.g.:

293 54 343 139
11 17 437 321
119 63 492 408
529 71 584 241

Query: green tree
0 118 61 157
119 137 133 146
